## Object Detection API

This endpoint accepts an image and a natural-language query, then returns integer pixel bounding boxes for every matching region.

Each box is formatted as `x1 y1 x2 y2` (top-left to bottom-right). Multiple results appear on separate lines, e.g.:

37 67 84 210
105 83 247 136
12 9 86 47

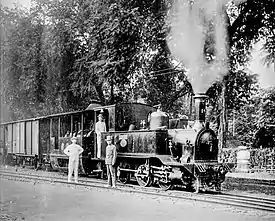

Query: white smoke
167 0 246 94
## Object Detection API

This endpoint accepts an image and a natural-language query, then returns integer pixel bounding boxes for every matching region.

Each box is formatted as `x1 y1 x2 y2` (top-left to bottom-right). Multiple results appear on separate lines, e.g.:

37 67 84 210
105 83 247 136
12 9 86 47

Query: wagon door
7 124 12 154
19 122 25 154
32 120 39 155
26 121 32 155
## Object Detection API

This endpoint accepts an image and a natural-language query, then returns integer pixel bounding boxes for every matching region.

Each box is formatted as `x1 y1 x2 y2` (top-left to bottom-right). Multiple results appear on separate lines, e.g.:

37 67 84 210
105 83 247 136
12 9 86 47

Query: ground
0 179 274 221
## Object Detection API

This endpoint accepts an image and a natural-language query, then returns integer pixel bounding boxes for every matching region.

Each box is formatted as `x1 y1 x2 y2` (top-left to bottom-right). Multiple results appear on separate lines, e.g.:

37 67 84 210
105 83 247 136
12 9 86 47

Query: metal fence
220 147 275 173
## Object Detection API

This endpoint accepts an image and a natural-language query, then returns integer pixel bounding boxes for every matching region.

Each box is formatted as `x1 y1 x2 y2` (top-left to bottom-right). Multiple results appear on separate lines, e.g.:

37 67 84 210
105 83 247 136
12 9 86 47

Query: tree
200 0 275 148
2 6 48 119
2 0 275 129
223 0 275 147
66 0 193 111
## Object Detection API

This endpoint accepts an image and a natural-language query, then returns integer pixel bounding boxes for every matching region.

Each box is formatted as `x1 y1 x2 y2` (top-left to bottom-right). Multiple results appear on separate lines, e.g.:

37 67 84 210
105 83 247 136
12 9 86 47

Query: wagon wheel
214 183 221 193
192 177 200 193
135 164 152 187
117 166 130 184
50 161 58 171
158 181 173 191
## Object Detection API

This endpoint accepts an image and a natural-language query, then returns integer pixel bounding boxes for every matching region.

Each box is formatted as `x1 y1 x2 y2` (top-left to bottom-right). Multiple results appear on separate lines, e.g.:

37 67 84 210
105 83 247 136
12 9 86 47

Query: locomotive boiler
102 94 230 192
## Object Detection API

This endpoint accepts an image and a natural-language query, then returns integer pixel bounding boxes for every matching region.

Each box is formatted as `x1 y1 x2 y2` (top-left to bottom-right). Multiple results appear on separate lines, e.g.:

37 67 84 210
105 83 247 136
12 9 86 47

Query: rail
0 168 275 213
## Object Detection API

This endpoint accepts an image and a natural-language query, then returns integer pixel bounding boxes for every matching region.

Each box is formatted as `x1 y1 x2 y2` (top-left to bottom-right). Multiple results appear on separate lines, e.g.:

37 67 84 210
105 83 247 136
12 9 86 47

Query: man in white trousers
64 137 84 183
95 113 106 158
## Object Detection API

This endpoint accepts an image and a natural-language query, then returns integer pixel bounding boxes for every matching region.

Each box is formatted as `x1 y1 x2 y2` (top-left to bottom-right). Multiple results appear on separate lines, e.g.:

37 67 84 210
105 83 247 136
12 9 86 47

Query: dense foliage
1 0 275 149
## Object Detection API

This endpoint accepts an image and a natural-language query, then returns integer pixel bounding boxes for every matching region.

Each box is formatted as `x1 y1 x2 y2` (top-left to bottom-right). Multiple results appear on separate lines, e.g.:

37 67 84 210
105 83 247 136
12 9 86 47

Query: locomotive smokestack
193 93 208 131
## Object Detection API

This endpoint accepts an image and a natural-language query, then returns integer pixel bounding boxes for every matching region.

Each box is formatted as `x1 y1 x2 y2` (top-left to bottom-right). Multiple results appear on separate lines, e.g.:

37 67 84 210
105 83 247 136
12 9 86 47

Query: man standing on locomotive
95 112 106 158
63 137 84 183
104 135 117 188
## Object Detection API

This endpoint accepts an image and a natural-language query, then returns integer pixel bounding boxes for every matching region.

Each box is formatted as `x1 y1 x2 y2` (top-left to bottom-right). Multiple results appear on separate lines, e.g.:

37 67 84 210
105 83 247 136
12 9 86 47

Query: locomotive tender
0 95 230 192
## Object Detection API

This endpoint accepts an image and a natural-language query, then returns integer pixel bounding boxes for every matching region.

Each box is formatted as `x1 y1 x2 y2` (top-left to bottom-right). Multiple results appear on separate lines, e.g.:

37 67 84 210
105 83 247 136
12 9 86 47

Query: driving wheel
158 181 173 191
135 164 152 187
117 166 130 184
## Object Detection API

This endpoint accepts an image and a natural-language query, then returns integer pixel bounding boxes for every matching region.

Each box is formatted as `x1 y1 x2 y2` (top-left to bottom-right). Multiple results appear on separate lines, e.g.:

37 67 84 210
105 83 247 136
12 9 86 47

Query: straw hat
105 135 112 141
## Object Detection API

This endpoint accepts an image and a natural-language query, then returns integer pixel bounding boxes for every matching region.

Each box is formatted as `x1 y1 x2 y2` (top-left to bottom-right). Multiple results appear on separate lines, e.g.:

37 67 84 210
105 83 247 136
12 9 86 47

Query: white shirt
64 144 84 160
95 121 106 135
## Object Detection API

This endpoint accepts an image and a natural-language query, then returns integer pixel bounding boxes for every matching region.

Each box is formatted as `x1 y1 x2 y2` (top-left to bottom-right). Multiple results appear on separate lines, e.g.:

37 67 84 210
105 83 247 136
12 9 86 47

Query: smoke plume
167 0 245 94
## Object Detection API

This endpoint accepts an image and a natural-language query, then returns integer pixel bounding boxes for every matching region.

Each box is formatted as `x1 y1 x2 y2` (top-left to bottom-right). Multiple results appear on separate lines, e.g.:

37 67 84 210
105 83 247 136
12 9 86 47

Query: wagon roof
0 102 153 126
0 109 91 125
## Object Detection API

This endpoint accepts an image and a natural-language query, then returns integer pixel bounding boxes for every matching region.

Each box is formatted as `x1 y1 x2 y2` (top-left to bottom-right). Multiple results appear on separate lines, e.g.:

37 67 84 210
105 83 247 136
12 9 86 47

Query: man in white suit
64 137 83 183
95 113 106 158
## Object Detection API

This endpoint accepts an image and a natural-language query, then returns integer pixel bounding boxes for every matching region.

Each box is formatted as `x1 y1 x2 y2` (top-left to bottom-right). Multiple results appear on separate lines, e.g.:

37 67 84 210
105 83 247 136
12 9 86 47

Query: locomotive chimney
193 93 208 131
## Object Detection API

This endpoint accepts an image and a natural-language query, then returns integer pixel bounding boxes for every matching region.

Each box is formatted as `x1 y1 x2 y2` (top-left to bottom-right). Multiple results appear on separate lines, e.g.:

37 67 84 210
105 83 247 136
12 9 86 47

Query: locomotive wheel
214 183 221 193
117 167 130 184
135 164 152 187
50 161 58 171
192 177 200 193
119 172 130 184
158 181 173 191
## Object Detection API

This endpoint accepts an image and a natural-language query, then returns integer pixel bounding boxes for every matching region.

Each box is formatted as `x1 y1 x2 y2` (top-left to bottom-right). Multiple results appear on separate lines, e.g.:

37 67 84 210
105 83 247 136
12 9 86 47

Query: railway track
1 169 275 213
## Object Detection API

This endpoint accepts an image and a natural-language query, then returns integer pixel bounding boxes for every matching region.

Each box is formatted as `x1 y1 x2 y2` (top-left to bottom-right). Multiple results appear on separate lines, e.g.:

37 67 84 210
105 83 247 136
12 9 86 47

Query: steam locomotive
101 94 231 192
0 94 231 192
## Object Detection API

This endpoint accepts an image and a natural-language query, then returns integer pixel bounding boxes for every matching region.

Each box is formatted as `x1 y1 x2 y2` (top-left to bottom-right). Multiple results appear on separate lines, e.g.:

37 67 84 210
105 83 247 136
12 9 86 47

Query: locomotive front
167 94 230 192
169 94 219 163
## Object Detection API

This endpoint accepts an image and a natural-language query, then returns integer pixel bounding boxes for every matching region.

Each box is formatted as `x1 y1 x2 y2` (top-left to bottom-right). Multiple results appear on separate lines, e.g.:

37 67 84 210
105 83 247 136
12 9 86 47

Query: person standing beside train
95 113 106 158
104 135 117 188
63 137 84 183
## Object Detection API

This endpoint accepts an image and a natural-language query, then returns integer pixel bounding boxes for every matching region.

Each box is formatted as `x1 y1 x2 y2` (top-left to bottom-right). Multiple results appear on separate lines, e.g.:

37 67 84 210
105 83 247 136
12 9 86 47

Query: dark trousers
106 164 116 187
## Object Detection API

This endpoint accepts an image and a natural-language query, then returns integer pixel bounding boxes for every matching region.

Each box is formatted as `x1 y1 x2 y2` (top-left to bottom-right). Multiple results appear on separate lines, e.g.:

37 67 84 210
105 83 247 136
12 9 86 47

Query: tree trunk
110 79 114 104
218 83 227 153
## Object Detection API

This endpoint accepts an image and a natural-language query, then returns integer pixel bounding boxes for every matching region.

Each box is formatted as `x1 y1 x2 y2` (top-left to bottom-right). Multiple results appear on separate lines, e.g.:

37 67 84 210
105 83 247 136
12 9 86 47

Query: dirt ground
0 178 275 221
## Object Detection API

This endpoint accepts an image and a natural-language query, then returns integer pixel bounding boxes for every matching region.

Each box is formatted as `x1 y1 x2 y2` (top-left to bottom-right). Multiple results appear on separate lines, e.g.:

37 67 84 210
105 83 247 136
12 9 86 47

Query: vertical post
0 24 4 123
81 113 84 145
58 117 61 139
11 123 13 153
30 121 33 155
189 94 193 119
3 126 6 158
272 149 274 171
219 83 227 150
24 122 26 154
49 118 52 150
232 110 235 137
50 119 53 137
94 111 97 158
37 121 40 163
57 117 60 152
18 123 20 154
80 113 85 173
70 115 73 136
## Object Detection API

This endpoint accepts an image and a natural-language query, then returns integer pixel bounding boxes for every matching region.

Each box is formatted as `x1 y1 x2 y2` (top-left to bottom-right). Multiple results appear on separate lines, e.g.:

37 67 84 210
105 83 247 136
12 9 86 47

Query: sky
249 43 275 88
2 0 275 89
2 0 31 9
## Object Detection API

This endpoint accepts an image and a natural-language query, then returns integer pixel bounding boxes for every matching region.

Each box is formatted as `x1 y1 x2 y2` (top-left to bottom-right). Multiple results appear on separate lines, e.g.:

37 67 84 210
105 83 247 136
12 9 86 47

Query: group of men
63 112 117 188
